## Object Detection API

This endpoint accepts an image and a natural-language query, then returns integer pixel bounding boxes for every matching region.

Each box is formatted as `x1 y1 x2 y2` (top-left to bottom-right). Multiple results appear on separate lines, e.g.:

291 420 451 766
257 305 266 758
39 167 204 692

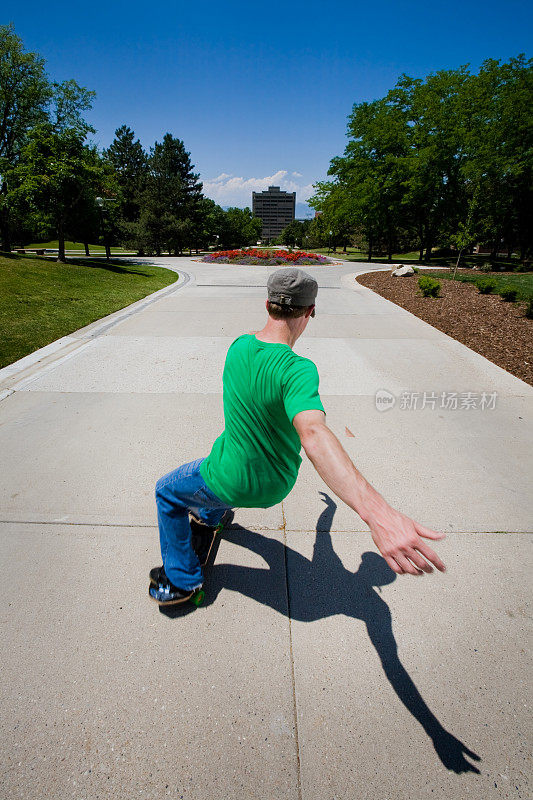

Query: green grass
0 254 177 369
21 240 129 254
422 269 533 301
311 247 524 270
310 247 420 262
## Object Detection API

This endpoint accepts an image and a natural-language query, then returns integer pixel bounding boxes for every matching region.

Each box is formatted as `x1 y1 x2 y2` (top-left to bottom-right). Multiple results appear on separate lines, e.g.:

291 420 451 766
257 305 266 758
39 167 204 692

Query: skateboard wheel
190 589 205 607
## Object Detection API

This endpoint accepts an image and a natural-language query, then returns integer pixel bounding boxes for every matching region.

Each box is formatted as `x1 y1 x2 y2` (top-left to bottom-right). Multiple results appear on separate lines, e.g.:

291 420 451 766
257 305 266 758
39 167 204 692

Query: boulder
391 264 414 277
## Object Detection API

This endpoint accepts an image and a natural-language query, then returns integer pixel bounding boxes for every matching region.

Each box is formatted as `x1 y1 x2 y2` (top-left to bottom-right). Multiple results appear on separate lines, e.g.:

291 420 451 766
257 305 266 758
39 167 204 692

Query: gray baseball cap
267 267 318 308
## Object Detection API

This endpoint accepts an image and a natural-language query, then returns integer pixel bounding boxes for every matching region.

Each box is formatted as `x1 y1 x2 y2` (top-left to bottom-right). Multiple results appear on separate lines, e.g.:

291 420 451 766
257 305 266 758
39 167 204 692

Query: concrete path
1 257 531 799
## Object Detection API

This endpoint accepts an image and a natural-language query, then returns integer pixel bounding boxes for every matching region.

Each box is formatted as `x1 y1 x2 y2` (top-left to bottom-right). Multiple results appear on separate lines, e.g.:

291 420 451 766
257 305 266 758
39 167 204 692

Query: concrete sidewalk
1 258 531 799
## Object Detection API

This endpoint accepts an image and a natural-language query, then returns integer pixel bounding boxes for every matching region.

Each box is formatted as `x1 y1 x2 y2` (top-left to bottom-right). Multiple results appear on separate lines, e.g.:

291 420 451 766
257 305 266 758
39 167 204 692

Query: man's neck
253 319 299 348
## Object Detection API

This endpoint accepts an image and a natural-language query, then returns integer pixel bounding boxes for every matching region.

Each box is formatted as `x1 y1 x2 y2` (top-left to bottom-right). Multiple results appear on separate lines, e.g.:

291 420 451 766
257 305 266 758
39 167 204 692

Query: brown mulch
356 269 533 386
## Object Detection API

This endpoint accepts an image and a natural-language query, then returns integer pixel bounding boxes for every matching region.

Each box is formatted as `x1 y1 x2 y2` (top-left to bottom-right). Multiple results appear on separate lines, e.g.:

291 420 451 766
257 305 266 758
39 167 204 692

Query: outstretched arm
293 409 446 576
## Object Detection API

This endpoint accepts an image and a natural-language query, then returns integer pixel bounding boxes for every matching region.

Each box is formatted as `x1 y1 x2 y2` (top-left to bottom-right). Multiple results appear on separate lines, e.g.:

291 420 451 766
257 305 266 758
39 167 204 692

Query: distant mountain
296 201 313 218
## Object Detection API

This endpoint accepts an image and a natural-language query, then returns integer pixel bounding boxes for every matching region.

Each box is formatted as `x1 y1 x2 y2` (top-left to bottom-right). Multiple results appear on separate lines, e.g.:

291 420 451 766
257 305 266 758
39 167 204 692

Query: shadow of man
208 492 481 775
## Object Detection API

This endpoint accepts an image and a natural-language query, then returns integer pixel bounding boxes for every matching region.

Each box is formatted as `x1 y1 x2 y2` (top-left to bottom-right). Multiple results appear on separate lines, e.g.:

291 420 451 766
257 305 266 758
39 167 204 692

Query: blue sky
4 1 531 215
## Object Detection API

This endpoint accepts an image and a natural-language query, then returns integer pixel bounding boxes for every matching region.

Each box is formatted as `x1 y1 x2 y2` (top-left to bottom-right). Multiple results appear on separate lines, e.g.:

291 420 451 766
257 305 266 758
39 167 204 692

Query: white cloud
202 169 314 208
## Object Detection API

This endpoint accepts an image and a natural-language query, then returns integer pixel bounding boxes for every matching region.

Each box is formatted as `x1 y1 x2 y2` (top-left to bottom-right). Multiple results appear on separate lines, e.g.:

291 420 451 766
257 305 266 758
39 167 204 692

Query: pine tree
136 133 204 255
104 125 147 224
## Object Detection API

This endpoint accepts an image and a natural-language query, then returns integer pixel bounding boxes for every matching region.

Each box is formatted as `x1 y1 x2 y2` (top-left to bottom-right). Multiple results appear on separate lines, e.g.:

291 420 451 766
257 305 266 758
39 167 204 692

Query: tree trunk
424 238 433 262
57 217 66 263
452 248 463 278
387 232 393 263
105 240 111 260
0 184 11 252
84 241 90 256
367 233 373 262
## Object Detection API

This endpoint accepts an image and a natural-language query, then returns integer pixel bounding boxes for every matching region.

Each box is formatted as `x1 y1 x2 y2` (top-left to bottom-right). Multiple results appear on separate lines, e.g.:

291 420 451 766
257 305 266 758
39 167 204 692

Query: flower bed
202 249 328 265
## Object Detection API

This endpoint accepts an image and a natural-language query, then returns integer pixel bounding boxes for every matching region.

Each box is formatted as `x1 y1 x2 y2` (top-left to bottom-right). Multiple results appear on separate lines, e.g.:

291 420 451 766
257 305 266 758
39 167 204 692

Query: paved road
1 257 531 799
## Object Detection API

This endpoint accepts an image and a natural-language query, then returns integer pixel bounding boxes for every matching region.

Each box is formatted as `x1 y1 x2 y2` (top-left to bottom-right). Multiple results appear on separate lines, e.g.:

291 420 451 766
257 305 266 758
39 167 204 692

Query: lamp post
96 196 115 260
328 229 333 254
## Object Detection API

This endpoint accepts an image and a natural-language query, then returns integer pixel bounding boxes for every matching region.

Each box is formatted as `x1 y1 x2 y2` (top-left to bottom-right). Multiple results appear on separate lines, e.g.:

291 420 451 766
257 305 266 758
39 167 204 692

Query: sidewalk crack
282 500 303 800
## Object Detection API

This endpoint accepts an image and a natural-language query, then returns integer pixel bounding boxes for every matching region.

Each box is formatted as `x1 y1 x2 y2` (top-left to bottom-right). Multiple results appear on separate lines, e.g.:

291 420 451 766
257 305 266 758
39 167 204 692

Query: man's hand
366 503 446 575
293 409 446 576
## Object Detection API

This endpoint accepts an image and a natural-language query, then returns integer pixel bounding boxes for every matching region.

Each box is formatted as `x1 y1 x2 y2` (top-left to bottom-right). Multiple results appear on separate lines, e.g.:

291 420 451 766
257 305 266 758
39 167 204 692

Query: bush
480 262 493 272
500 288 518 302
477 278 497 294
525 298 533 319
412 267 419 273
418 276 441 298
514 261 531 273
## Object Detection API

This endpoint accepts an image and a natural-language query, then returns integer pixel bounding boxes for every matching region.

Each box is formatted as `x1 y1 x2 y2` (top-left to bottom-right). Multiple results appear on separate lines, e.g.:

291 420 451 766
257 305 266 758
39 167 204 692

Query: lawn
21 239 129 254
313 247 523 270
422 269 533 301
311 247 419 261
0 254 177 369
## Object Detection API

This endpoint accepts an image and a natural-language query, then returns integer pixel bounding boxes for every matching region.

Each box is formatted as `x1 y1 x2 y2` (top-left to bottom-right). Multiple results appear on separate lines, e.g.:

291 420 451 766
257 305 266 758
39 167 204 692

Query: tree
280 219 313 248
50 79 95 136
12 124 108 262
196 197 226 250
133 133 205 255
310 95 411 261
104 125 148 224
461 56 533 261
312 57 533 265
0 24 51 250
218 207 262 249
394 69 470 261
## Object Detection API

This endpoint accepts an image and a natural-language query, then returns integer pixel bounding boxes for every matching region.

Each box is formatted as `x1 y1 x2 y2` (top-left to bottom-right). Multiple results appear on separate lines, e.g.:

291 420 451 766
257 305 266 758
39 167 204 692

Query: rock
391 264 414 277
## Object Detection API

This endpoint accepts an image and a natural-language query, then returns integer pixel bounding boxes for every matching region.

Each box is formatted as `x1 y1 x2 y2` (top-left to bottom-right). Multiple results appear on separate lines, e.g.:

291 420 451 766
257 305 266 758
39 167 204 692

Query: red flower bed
203 249 328 265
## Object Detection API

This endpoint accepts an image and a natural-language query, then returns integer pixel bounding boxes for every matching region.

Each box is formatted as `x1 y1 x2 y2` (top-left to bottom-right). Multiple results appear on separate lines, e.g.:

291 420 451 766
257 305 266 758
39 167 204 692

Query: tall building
252 186 296 240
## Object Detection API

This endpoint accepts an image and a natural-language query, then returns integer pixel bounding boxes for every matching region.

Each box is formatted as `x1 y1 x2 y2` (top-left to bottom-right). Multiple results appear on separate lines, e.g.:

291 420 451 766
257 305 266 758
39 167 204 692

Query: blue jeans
155 457 233 590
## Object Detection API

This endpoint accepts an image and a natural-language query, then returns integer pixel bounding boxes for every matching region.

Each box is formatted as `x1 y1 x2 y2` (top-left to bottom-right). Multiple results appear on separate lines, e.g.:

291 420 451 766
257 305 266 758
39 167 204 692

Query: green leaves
311 56 533 263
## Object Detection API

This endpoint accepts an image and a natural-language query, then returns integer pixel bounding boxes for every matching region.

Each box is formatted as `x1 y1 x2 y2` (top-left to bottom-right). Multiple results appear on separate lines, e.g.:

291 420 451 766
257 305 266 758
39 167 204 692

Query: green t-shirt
200 333 325 508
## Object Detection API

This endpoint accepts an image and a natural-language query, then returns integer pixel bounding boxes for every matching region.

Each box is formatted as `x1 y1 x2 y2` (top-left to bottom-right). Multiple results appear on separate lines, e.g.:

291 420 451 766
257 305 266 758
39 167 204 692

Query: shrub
477 279 497 294
418 276 441 298
500 288 518 302
514 261 531 273
480 262 493 272
412 267 419 273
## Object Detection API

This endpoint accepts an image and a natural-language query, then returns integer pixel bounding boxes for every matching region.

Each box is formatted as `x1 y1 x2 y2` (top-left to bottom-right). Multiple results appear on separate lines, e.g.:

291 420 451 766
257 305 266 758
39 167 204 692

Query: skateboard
187 513 228 606
149 511 233 608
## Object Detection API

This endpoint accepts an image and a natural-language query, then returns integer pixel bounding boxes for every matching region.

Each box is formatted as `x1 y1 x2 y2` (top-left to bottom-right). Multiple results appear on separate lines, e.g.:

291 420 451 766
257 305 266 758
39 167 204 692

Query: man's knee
155 476 170 503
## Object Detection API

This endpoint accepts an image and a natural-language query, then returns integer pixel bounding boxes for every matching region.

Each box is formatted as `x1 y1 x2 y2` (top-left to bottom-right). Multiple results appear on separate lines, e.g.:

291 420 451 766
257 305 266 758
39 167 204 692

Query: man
150 267 445 605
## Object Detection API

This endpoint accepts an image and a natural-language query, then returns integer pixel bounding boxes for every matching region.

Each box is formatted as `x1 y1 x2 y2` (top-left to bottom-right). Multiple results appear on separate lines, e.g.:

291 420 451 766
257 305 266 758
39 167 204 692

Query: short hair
267 301 311 320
